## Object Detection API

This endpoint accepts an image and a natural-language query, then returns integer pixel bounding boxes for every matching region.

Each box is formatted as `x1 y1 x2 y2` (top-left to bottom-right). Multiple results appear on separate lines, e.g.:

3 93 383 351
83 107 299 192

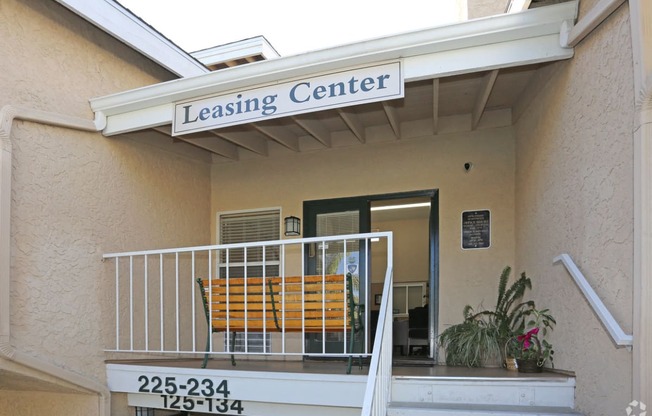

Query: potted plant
437 307 502 367
506 308 556 372
439 266 534 367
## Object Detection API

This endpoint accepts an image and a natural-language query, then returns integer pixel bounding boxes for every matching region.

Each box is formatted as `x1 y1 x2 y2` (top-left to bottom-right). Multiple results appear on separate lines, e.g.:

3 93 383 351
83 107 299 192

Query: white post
631 0 652 406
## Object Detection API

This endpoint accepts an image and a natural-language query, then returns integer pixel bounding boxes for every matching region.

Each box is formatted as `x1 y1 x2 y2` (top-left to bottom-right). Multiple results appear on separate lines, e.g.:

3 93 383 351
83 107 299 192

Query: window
218 209 280 353
218 209 280 278
315 210 360 275
393 282 426 316
227 332 269 353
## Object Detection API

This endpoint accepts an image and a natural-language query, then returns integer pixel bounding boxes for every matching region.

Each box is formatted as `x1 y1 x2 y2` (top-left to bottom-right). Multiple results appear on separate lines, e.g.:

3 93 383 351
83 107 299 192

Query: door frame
303 189 440 360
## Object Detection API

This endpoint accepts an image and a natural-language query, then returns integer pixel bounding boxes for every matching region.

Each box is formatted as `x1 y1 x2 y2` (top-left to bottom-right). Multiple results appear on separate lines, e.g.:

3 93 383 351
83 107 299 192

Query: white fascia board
91 1 578 135
191 36 281 66
404 34 573 81
55 0 208 77
104 104 172 135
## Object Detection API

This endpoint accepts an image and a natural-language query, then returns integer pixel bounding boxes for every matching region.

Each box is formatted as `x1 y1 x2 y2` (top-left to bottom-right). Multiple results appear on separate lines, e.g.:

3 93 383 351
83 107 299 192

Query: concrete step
388 402 583 416
392 372 576 408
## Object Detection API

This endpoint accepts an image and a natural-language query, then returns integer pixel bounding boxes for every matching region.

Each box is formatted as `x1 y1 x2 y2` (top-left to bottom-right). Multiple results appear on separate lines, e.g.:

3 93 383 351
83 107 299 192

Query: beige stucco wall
0 391 98 416
211 127 516 339
514 3 634 416
1 1 212 414
369 213 429 311
371 214 430 285
467 0 506 19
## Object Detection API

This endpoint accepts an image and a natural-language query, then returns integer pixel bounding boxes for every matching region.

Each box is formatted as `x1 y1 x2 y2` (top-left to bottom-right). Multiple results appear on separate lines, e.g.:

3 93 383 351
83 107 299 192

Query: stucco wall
514 3 634 416
0 391 98 416
1 1 212 414
467 0 506 19
211 127 516 340
371 214 430 285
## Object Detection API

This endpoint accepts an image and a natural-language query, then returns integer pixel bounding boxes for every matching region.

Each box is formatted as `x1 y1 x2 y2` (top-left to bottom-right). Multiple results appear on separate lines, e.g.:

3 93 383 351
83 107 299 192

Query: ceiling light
370 202 430 212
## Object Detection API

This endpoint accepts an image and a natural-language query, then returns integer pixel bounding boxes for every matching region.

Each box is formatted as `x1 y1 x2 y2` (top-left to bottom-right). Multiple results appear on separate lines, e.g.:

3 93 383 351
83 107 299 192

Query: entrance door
303 198 370 353
303 191 439 360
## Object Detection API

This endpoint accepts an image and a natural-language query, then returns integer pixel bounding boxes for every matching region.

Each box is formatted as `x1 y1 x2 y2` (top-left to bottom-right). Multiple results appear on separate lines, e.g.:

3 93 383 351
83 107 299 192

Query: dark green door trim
303 189 440 361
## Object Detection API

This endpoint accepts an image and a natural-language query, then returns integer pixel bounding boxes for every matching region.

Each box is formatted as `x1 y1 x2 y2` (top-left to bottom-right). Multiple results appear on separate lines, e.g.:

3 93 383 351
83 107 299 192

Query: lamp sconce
284 216 301 236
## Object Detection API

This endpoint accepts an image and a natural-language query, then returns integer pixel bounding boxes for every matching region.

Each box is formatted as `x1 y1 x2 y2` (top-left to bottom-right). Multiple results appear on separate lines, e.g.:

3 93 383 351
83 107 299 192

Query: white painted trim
103 231 393 259
630 0 652 406
54 0 208 77
560 0 626 48
553 254 633 347
191 36 280 66
90 2 578 135
106 363 367 407
360 246 393 416
506 0 533 14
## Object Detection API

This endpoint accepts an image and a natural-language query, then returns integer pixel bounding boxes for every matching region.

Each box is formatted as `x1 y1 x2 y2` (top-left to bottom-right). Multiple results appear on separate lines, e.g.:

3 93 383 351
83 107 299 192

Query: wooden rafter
213 129 269 156
153 125 239 160
337 109 366 143
253 123 301 152
432 78 440 134
472 69 499 130
293 116 332 147
382 102 401 139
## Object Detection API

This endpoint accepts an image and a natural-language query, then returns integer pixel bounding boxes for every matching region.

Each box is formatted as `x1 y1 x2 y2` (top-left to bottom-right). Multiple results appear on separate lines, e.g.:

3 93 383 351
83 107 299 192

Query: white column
631 0 652 407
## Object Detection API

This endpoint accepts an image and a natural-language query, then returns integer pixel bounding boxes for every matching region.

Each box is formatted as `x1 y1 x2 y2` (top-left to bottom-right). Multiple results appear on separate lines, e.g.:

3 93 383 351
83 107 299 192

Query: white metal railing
360 240 394 416
554 253 633 347
102 232 393 359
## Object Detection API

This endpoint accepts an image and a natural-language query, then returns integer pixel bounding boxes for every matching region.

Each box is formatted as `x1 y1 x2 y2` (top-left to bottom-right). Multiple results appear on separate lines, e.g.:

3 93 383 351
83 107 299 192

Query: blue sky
118 0 463 56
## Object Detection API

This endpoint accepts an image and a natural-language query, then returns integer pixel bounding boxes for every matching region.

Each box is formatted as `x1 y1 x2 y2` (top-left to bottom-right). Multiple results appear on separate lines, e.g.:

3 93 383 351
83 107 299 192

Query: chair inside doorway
407 306 429 355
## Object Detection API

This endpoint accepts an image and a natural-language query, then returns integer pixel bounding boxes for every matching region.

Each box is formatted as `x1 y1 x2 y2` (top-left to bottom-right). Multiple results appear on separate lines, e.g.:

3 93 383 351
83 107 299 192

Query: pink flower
517 328 539 350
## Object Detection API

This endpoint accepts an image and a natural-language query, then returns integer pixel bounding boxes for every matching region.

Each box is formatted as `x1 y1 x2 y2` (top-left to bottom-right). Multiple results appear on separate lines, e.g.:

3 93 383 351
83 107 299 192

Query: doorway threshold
393 356 436 367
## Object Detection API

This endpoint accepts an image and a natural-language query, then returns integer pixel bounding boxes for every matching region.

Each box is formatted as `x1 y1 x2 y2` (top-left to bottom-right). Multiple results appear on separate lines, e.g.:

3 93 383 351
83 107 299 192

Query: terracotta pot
516 358 542 373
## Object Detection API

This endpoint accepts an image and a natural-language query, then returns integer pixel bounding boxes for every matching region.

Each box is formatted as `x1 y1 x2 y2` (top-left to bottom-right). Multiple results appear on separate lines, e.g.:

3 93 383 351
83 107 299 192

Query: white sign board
172 61 403 136
128 393 245 414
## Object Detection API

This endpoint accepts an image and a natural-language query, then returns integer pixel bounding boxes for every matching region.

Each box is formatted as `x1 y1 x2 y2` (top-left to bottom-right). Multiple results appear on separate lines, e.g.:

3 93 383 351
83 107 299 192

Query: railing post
129 256 133 352
144 254 148 352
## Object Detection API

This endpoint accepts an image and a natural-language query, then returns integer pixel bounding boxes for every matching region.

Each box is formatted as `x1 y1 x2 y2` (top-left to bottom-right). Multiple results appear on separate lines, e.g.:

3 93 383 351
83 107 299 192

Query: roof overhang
191 36 281 70
90 1 578 137
55 0 209 77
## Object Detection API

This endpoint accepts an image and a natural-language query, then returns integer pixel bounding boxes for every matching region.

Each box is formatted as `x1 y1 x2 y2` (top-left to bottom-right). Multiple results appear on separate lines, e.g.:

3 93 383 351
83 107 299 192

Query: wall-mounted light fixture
284 216 301 236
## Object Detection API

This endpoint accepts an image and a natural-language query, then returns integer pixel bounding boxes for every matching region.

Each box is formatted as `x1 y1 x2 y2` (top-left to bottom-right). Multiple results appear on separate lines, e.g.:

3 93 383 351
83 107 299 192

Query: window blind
218 209 280 278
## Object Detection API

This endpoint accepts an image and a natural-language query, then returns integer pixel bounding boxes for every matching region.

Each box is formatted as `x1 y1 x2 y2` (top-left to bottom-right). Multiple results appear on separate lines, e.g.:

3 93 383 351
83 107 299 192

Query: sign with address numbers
128 393 244 414
126 374 243 414
136 374 231 398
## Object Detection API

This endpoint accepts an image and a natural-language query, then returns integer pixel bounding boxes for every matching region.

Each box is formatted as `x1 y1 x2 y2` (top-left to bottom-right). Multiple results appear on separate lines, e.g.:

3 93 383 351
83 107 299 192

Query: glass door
303 198 370 354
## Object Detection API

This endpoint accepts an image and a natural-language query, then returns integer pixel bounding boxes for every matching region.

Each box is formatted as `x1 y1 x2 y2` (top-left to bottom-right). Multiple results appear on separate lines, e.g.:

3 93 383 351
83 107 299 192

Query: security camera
464 162 473 172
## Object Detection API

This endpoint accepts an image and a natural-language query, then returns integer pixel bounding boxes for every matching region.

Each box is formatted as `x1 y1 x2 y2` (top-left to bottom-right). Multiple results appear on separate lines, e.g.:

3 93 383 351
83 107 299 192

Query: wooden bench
196 273 362 370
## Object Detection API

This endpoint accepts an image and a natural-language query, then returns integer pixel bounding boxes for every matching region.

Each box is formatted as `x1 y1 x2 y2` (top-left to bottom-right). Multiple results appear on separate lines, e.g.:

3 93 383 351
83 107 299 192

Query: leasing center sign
172 61 403 135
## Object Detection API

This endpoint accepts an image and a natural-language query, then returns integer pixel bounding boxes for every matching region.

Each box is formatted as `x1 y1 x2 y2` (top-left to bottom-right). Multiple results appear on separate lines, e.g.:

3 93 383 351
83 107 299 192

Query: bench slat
198 274 352 333
208 301 347 312
204 282 345 295
209 293 345 303
203 274 344 286
210 309 347 319
214 319 349 333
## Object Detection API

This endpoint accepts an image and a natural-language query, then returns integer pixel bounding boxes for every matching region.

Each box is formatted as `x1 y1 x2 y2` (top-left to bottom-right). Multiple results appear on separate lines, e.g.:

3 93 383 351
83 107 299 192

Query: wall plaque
462 210 491 250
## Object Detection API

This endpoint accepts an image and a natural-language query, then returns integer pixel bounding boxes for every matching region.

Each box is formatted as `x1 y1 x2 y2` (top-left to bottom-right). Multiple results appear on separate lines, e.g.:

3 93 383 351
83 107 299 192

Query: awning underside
90 2 578 163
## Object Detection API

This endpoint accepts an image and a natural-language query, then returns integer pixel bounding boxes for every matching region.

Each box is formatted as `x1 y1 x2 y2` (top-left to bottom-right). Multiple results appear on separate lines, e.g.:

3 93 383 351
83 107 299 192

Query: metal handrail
360 242 394 416
103 232 392 258
103 232 393 360
554 253 633 347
